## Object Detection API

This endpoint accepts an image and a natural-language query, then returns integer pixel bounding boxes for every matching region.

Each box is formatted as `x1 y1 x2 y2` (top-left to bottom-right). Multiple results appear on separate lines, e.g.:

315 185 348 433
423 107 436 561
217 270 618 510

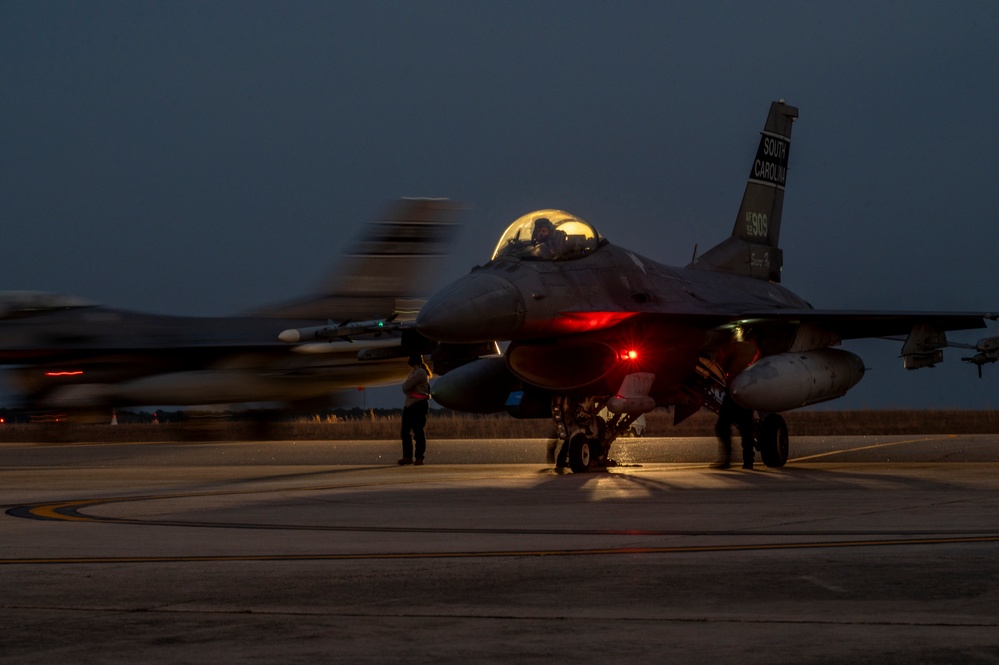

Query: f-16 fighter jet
417 102 997 472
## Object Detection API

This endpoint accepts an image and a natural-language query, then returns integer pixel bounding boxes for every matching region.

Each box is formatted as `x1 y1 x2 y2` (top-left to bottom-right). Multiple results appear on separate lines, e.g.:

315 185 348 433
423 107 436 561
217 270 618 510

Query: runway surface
3 434 999 664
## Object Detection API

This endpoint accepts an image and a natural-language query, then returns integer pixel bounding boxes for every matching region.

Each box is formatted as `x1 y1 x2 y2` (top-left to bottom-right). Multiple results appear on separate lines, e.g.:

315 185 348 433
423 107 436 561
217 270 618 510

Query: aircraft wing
731 309 998 371
734 309 994 339
535 308 996 377
547 308 994 340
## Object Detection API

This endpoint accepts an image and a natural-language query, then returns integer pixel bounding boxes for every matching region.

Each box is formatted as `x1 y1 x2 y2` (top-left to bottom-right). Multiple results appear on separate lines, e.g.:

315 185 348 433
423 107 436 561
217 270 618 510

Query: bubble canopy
491 209 602 261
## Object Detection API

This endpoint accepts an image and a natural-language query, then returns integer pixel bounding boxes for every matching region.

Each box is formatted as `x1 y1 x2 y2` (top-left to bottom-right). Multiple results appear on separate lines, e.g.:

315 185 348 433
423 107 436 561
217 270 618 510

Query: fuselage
420 242 810 342
417 239 812 403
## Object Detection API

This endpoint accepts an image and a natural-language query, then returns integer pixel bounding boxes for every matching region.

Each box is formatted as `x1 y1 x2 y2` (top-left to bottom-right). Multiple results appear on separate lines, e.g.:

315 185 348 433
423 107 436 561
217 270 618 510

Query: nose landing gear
567 432 599 473
553 395 641 472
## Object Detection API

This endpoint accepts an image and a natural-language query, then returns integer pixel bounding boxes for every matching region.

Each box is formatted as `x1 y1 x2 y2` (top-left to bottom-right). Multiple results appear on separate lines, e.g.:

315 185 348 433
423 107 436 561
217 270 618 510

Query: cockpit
491 209 602 262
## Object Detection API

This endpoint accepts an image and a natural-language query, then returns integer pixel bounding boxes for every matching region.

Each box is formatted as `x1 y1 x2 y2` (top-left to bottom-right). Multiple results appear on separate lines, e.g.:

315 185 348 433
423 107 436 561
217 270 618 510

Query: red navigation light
44 370 84 377
621 349 639 361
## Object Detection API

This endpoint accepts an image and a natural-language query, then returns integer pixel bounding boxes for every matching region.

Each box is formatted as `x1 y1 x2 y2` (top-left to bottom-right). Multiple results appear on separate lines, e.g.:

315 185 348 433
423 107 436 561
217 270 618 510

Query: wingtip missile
278 317 403 344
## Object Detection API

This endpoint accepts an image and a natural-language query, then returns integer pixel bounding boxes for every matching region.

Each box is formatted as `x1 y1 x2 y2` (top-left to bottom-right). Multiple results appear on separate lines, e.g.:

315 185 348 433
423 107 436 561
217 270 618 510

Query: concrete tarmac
3 434 999 664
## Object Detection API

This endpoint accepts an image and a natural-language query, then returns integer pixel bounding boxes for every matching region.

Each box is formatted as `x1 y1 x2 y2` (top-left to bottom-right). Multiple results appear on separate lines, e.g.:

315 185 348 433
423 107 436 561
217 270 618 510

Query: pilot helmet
532 217 554 239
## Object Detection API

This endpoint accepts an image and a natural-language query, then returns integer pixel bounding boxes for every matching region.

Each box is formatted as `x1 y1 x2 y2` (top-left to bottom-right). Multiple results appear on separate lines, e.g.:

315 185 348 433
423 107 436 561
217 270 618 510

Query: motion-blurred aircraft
417 102 998 472
0 199 471 418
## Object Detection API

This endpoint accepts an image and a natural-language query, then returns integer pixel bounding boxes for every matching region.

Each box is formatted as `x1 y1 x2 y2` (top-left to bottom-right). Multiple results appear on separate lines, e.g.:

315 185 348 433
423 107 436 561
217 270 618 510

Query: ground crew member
398 354 432 465
713 392 756 469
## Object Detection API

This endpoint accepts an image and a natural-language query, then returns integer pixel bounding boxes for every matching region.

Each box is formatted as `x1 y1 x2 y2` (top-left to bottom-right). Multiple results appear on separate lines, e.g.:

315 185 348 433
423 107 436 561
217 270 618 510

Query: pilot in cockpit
531 217 566 259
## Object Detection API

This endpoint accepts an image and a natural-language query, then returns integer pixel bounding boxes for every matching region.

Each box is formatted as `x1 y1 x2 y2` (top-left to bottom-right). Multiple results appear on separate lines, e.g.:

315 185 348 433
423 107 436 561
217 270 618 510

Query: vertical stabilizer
252 198 463 319
690 101 798 282
320 198 462 299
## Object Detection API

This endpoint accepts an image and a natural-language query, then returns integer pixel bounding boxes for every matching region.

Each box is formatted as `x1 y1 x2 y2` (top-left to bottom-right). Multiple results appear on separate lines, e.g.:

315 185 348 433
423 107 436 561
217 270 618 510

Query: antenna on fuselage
691 243 699 262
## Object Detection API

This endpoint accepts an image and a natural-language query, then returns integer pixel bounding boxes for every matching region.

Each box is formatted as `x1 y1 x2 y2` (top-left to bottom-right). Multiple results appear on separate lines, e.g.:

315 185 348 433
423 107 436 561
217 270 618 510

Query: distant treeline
2 408 999 443
0 406 402 425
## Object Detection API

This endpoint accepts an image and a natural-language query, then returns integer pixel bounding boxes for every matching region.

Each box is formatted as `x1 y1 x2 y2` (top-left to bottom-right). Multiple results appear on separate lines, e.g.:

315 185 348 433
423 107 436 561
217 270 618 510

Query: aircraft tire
568 433 594 473
758 413 789 467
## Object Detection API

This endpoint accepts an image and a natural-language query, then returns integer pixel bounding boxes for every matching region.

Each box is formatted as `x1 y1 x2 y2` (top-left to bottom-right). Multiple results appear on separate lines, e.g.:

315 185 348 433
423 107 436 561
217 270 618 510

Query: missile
288 338 405 355
962 334 999 378
730 348 865 412
279 315 399 344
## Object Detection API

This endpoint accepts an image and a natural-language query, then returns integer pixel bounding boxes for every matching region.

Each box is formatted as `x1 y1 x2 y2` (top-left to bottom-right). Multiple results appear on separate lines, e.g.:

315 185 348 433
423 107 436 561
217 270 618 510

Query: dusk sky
2 1 997 410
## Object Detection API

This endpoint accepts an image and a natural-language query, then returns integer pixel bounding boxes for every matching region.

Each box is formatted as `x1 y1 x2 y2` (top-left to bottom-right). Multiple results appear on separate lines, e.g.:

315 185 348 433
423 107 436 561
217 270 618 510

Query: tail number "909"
745 212 769 238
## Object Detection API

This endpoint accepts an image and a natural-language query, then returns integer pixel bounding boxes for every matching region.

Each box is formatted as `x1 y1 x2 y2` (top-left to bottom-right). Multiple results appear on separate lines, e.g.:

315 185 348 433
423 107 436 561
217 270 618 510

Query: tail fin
253 198 463 319
690 100 798 282
318 198 462 299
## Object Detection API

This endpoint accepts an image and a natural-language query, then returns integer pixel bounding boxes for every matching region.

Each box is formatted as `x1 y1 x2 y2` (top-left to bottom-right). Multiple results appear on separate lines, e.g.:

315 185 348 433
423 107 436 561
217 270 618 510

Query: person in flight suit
531 217 565 259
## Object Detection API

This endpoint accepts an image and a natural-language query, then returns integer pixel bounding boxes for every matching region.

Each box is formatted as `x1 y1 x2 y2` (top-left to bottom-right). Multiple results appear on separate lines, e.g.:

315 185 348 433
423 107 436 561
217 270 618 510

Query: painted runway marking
7 470 506 522
11 498 999 538
8 440 999 566
3 533 999 565
791 435 958 462
6 478 999 566
9 481 999 538
798 575 848 594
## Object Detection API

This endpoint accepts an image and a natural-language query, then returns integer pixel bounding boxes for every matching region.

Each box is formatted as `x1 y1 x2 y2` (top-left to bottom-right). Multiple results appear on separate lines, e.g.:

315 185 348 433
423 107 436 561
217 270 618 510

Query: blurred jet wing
0 291 97 320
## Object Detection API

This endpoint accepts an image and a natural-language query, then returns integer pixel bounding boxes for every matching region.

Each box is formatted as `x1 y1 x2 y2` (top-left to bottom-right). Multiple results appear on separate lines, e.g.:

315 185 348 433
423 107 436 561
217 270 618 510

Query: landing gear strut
552 395 639 472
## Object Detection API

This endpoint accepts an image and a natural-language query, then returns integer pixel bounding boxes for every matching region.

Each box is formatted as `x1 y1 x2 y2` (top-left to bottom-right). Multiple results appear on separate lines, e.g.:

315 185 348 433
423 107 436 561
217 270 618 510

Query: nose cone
417 273 525 343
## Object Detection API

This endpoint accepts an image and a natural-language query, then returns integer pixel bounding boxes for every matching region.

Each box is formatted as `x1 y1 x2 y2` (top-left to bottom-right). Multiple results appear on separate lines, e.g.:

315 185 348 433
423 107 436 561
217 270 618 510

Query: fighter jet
0 198 468 418
416 101 998 472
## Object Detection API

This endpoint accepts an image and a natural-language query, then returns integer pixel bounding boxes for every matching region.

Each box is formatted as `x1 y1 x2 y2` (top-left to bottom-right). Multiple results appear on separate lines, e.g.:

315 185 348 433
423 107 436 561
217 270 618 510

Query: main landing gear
714 392 789 469
701 359 790 469
548 394 790 472
755 413 789 467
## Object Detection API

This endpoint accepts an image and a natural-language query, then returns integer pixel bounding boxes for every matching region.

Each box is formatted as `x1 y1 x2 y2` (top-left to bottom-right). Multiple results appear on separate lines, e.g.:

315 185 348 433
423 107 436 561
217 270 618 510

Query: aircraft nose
417 273 525 343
